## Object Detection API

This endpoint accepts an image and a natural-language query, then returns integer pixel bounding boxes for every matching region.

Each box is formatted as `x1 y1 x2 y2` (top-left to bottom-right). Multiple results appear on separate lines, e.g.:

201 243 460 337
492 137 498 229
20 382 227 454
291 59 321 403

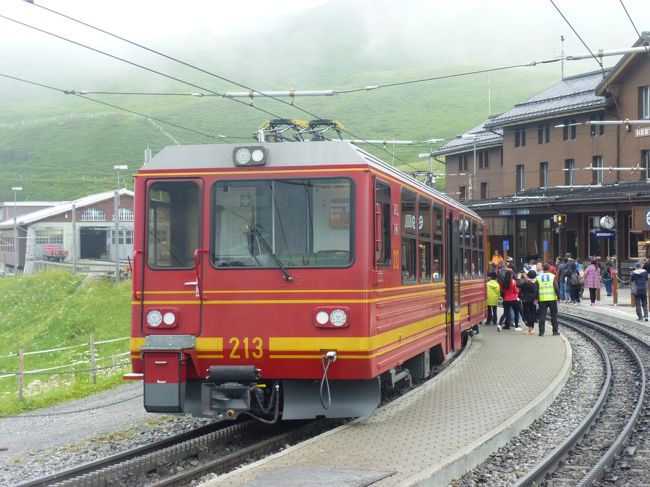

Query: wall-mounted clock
599 215 615 230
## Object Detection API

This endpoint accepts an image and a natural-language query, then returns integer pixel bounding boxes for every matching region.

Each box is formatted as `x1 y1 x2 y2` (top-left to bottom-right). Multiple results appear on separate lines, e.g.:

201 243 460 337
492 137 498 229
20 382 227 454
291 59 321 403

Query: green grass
0 272 131 416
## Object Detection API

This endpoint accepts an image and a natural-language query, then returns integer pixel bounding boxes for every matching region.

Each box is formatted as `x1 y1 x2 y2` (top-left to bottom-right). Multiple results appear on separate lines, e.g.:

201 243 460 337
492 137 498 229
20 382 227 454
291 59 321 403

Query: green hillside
0 0 561 201
0 272 131 415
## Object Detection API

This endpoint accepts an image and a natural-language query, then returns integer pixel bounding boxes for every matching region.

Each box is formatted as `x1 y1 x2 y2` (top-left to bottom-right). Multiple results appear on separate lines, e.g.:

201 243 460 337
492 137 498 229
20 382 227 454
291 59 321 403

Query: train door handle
184 280 199 297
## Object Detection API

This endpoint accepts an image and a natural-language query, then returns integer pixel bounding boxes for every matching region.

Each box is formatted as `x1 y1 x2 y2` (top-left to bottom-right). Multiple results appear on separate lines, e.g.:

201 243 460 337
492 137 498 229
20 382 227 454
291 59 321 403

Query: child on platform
486 271 500 326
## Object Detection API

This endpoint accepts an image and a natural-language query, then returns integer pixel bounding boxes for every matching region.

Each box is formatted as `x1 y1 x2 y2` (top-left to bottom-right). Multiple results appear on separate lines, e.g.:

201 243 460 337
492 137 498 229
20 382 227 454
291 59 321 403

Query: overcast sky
0 0 647 98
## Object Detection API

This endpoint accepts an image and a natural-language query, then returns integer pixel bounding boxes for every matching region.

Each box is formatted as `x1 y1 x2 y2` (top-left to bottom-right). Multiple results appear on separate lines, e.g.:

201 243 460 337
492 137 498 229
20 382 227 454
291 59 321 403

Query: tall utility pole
114 190 120 282
113 165 128 189
11 186 22 276
72 203 77 274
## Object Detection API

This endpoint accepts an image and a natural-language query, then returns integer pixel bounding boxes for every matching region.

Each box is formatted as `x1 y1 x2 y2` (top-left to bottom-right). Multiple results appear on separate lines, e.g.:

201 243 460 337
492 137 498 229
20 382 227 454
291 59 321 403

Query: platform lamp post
113 165 127 282
11 186 22 276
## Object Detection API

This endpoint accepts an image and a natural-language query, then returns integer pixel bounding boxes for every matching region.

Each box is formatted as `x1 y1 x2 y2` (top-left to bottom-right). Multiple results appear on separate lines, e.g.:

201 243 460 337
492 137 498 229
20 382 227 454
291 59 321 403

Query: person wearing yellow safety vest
537 263 561 336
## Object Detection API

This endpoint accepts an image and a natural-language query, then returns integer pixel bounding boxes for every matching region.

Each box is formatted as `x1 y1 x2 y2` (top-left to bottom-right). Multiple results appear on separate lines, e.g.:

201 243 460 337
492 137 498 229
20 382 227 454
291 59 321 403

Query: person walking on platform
630 262 649 322
486 271 500 327
519 269 539 334
500 269 521 331
538 263 560 336
583 259 602 306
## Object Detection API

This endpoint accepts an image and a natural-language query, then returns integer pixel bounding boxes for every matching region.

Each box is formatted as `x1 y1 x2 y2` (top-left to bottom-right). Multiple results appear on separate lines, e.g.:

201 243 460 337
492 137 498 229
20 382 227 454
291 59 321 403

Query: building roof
467 181 650 211
484 70 610 129
433 120 503 156
0 189 134 230
596 32 650 96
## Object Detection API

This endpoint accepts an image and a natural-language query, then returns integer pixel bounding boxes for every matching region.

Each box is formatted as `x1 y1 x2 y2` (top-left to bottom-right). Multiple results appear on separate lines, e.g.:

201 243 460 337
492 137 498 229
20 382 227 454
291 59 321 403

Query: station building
0 189 134 274
434 33 650 271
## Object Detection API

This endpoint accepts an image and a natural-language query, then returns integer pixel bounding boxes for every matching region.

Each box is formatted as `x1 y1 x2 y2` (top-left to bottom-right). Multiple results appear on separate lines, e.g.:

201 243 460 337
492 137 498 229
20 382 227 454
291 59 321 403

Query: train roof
143 141 480 219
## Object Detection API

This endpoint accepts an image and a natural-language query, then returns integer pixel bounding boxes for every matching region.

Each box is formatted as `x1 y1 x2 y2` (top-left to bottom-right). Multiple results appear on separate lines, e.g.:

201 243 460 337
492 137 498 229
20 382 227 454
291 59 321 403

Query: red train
126 138 486 420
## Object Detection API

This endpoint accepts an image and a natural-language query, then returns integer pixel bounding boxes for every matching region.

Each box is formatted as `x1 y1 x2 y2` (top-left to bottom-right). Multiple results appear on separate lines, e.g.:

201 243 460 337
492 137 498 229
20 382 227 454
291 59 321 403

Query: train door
446 211 461 351
140 179 204 336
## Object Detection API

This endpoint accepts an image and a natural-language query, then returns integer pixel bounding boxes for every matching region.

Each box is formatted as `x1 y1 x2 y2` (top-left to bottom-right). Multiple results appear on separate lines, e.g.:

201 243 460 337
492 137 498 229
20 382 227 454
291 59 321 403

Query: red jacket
501 280 519 302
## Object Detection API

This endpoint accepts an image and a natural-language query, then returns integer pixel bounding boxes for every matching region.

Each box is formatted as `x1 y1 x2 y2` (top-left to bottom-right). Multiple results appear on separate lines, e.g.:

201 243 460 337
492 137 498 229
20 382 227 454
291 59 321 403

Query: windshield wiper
246 224 293 281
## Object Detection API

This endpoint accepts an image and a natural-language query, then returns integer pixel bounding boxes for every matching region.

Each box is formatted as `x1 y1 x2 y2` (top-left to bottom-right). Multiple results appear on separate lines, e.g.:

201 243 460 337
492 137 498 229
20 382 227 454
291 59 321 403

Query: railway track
516 314 649 486
18 417 330 487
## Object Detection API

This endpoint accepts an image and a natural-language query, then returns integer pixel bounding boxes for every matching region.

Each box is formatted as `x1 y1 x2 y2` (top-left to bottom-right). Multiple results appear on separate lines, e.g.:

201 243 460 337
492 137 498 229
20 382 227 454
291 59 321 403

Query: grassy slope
0 272 131 415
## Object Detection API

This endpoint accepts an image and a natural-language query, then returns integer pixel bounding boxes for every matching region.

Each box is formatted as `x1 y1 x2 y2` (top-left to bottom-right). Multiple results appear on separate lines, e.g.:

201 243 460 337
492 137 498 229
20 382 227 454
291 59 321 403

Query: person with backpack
630 261 649 322
602 256 614 297
566 260 582 305
519 269 539 334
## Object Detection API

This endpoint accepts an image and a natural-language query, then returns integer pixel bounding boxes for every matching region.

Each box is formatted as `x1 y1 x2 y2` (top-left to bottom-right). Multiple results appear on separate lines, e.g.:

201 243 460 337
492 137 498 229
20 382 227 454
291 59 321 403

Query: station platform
559 285 650 325
204 324 571 486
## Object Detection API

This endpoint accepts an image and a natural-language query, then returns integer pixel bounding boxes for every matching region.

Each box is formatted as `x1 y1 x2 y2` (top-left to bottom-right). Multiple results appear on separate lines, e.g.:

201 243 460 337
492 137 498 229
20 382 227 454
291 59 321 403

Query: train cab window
400 189 417 284
213 178 352 268
375 180 391 267
418 198 432 281
432 204 444 282
147 181 200 268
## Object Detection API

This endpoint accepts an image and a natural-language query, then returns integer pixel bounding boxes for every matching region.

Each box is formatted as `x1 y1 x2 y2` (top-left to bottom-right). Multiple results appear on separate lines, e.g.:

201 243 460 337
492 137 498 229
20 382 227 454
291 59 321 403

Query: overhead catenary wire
0 72 248 140
619 0 643 41
14 3 413 169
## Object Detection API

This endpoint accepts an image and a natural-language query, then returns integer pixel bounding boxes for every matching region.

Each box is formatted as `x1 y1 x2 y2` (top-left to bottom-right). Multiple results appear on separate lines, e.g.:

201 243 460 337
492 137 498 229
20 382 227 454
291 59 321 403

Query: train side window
374 180 391 267
147 181 200 268
433 204 444 282
477 223 485 276
401 188 417 284
418 198 432 281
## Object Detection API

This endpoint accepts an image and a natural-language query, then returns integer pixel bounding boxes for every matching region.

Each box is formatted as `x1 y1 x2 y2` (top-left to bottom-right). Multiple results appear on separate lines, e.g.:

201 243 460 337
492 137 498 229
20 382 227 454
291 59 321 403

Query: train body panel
128 141 486 419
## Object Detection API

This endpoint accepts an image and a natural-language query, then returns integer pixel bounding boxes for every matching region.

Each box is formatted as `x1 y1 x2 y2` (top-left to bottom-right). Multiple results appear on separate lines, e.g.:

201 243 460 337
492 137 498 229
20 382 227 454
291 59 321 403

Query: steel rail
513 317 612 487
16 419 254 487
515 314 647 486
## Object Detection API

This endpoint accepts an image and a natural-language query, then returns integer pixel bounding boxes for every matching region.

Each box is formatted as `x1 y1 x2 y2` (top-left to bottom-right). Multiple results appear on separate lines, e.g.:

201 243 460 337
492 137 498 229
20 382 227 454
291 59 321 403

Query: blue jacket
630 268 648 296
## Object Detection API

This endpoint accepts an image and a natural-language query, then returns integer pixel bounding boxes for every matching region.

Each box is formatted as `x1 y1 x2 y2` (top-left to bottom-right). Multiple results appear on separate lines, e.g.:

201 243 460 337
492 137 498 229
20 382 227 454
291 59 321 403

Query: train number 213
228 337 264 359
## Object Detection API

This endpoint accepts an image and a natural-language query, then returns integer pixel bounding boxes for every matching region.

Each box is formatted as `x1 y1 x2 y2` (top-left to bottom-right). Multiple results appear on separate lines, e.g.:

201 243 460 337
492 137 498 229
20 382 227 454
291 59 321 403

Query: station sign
595 230 615 238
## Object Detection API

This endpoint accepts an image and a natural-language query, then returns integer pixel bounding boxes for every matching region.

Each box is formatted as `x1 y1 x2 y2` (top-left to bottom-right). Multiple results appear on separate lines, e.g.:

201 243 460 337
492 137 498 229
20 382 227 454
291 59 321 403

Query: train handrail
132 249 143 301
193 248 209 299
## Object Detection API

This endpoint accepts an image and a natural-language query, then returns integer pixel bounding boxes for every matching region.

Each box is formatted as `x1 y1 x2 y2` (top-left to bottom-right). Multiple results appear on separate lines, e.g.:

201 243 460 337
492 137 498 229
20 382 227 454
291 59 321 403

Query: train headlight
146 310 163 327
162 311 176 326
316 311 330 325
330 309 348 327
233 146 268 166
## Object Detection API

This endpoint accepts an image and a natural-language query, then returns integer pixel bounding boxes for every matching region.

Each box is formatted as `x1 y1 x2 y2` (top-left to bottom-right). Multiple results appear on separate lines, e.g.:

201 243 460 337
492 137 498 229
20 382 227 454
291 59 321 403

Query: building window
459 185 466 202
640 86 650 119
35 227 64 244
478 150 489 169
592 155 603 185
459 154 468 172
642 149 650 181
562 119 577 141
537 123 550 144
480 182 488 200
565 159 575 185
514 127 526 147
117 207 134 221
81 207 107 221
590 113 605 136
539 161 549 188
516 164 524 192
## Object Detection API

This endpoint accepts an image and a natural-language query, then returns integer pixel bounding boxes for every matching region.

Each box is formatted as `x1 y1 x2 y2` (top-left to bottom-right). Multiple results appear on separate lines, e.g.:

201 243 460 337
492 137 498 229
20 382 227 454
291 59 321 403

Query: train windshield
213 178 353 268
